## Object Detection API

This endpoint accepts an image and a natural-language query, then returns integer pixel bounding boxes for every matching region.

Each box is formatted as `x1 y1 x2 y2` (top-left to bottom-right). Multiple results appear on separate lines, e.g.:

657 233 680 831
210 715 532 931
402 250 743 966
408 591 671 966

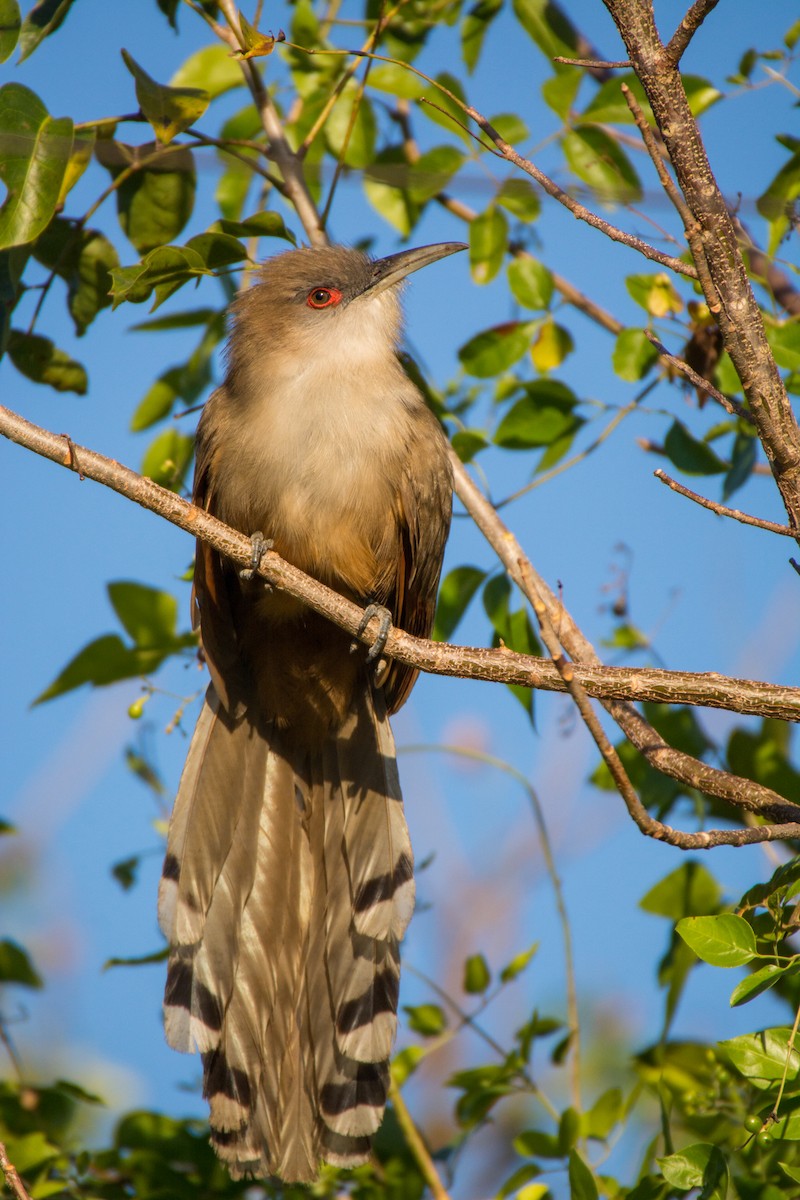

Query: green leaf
512 0 580 61
757 147 800 255
32 219 119 335
500 942 538 983
105 948 169 970
459 320 536 377
0 83 73 249
218 210 296 243
417 71 472 146
470 206 507 284
433 565 487 641
640 861 721 920
781 1161 800 1184
613 328 659 381
130 306 218 332
0 0 20 63
626 272 683 317
508 256 553 309
368 63 426 101
541 68 582 118
111 855 140 891
658 1144 728 1198
482 573 540 718
722 430 757 500
364 146 420 237
121 49 208 145
461 0 502 73
0 938 43 987
489 112 529 146
495 381 581 449
34 635 164 702
583 74 720 125
96 140 196 254
563 125 641 203
568 1149 599 1200
170 42 244 99
325 86 376 169
730 962 791 1007
582 1088 623 1141
451 429 489 462
496 176 541 222
7 329 87 393
140 428 194 490
391 1045 426 1086
406 144 464 205
464 952 491 993
727 719 800 802
663 420 727 475
515 1129 561 1159
107 582 177 648
130 369 182 431
676 914 757 966
17 0 75 60
403 1003 446 1036
109 244 208 309
184 230 248 270
721 1027 800 1088
766 320 800 371
497 1167 546 1200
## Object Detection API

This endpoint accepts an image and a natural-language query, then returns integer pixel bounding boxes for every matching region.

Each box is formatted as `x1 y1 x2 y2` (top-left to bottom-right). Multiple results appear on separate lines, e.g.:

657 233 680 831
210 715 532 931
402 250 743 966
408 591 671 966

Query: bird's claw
351 603 393 663
240 532 273 581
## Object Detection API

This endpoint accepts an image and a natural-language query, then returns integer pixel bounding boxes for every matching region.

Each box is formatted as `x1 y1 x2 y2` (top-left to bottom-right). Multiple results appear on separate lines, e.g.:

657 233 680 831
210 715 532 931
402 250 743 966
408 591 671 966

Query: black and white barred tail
158 684 413 1182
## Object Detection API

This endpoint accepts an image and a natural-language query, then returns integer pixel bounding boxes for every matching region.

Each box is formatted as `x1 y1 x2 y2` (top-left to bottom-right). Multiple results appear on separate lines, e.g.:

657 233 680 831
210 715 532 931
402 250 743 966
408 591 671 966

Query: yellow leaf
531 318 574 373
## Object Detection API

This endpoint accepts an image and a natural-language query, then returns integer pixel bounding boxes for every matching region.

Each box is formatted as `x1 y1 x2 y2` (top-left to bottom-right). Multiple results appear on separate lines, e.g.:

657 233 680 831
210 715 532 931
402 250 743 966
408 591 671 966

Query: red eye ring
307 286 343 309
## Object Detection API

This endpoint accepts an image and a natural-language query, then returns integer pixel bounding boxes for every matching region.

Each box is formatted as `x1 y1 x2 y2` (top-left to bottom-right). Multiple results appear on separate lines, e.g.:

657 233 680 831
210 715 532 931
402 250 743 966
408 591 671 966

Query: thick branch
604 0 800 533
4 405 800 737
450 454 800 840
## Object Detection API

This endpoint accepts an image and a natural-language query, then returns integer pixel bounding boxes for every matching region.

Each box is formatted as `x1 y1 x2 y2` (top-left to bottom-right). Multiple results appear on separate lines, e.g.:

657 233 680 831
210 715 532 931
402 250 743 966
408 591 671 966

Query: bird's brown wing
384 417 452 713
191 390 249 718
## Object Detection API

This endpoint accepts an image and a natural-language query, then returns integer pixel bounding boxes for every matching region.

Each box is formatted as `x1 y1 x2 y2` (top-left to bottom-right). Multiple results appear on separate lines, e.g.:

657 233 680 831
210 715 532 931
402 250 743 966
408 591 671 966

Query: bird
157 240 464 1181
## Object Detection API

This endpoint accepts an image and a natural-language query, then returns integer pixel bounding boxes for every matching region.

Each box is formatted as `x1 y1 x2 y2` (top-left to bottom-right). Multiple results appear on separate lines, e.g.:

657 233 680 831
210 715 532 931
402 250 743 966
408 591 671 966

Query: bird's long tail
158 683 413 1182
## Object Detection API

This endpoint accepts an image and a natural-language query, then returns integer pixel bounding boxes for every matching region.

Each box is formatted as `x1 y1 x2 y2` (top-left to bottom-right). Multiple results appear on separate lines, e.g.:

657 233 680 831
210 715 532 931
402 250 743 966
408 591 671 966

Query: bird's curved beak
363 242 467 298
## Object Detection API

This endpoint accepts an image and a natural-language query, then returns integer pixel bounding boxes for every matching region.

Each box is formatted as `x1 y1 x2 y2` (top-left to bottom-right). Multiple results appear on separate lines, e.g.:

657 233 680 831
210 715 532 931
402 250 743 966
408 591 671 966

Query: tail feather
160 683 412 1182
336 689 415 942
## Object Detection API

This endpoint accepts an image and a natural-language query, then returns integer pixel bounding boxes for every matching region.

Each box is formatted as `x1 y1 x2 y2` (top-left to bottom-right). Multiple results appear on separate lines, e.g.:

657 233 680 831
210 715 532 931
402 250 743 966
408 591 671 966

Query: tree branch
665 0 722 66
449 453 800 844
0 1143 32 1200
604 0 800 534
5 404 800 732
654 469 797 536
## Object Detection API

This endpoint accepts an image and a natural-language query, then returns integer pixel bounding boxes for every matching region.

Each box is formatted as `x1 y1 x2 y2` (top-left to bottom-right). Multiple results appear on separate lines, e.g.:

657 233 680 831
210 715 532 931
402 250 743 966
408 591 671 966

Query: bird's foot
352 603 393 663
239 532 274 581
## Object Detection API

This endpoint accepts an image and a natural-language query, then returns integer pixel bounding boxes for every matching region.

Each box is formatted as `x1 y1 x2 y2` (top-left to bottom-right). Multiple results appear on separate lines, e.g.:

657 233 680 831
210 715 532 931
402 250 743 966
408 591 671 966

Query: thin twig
553 56 630 68
642 329 752 423
215 0 327 246
450 453 800 847
621 83 722 315
388 1081 451 1200
288 40 699 279
0 1143 33 1200
414 743 582 1109
654 469 797 536
498 383 657 507
665 0 722 66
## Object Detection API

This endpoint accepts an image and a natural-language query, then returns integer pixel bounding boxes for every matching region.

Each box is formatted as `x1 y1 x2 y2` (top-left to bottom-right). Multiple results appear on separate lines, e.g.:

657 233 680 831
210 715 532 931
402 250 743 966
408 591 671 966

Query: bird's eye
307 286 343 309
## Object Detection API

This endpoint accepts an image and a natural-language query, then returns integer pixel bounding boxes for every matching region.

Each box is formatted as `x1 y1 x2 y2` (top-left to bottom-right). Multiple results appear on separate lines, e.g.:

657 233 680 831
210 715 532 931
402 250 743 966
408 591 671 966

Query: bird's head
227 242 466 382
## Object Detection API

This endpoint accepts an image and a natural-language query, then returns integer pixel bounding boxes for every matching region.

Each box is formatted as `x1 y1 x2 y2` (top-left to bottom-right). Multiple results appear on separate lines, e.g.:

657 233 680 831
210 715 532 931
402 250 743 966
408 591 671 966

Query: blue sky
2 1 800 1193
